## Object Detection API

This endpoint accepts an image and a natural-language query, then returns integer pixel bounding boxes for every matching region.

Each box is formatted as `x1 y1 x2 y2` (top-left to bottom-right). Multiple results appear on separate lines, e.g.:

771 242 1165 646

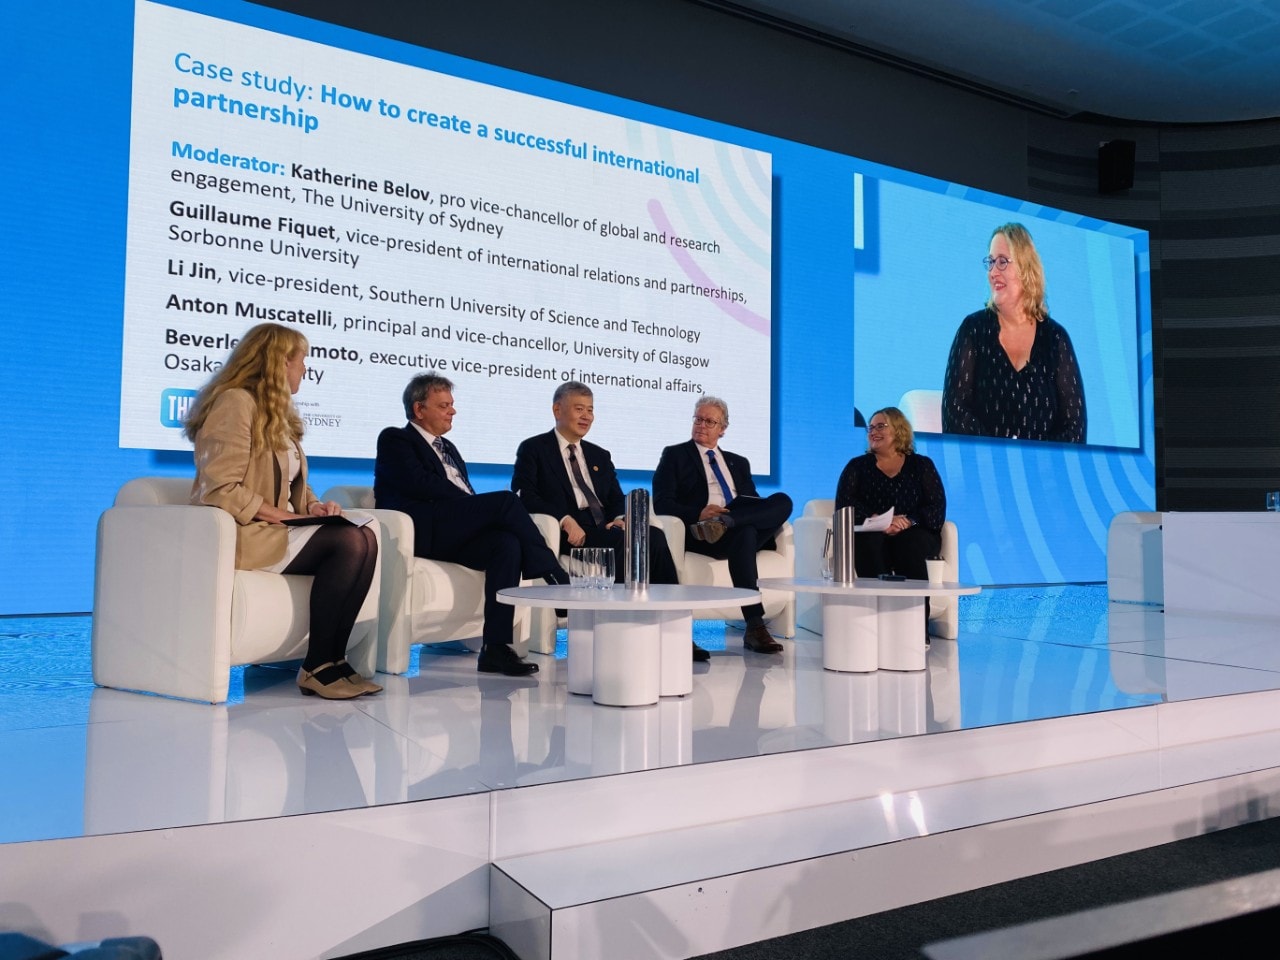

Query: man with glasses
512 381 702 659
653 395 793 654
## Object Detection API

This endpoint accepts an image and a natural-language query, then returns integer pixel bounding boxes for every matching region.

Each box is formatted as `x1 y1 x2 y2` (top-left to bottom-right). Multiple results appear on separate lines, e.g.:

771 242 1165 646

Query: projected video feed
852 175 1140 449
120 0 773 470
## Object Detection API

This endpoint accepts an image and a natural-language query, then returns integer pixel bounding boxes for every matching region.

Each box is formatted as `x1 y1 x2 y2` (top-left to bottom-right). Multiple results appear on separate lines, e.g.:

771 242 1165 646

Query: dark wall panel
1157 121 1280 510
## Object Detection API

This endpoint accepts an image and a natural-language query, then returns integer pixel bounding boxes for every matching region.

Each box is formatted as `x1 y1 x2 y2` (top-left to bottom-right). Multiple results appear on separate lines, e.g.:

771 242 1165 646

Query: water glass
598 547 615 589
1268 491 1280 512
821 529 834 580
568 548 589 587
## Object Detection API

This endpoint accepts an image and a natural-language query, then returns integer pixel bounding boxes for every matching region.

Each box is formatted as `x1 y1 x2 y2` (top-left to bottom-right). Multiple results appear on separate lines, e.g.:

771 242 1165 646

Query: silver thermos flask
624 488 650 592
832 506 858 583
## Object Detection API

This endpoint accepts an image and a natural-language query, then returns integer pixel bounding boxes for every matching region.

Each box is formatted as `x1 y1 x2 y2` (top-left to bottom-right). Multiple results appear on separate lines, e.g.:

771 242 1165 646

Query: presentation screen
121 0 773 470
853 176 1140 449
3 0 1157 616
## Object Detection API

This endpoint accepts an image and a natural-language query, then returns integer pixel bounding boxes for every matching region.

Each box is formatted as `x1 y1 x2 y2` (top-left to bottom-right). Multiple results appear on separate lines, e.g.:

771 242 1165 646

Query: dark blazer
373 423 472 557
511 430 624 523
653 439 759 526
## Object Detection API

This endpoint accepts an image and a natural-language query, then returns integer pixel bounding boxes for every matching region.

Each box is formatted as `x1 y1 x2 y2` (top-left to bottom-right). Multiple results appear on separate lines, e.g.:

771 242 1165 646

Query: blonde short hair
867 406 914 456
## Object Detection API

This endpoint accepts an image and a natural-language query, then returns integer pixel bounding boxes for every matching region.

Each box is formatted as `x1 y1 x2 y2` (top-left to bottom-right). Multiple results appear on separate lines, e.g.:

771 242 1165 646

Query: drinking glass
1267 491 1280 512
821 529 834 580
598 548 615 590
569 548 589 587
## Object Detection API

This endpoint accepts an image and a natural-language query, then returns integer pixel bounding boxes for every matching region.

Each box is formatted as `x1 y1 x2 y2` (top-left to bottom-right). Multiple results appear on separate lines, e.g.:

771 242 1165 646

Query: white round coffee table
498 584 760 706
758 577 980 672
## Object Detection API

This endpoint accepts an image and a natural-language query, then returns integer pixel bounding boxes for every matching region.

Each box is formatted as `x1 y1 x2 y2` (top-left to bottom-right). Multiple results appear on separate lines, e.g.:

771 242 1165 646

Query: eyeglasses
983 256 1014 272
692 416 722 427
867 422 891 433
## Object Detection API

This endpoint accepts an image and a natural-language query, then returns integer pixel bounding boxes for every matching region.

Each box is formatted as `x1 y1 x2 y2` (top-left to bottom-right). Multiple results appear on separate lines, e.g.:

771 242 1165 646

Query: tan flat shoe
297 662 366 699
336 659 383 695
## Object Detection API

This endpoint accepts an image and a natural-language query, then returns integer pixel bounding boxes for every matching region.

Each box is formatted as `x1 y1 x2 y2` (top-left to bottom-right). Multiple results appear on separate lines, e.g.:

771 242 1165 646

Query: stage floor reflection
4 585 1279 845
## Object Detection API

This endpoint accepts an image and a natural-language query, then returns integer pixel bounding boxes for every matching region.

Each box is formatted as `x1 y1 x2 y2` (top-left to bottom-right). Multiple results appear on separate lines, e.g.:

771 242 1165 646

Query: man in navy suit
512 382 704 660
374 373 566 676
653 395 793 654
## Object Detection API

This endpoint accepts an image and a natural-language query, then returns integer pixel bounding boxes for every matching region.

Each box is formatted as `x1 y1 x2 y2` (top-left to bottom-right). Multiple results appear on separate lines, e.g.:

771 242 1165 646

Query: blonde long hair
986 222 1049 322
183 323 307 451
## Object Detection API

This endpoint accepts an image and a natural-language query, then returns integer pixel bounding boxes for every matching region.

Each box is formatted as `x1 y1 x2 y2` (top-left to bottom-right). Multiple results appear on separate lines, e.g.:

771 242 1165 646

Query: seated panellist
186 322 380 700
836 405 946 585
653 395 793 655
373 372 568 677
512 381 707 662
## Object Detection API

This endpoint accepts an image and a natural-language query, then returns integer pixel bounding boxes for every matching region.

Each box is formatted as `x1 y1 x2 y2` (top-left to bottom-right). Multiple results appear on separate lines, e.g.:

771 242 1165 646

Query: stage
5 586 1280 959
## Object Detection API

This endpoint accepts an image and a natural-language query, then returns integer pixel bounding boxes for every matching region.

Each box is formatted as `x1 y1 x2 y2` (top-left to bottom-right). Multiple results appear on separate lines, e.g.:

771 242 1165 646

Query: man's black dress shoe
743 623 783 654
478 644 540 676
692 642 710 662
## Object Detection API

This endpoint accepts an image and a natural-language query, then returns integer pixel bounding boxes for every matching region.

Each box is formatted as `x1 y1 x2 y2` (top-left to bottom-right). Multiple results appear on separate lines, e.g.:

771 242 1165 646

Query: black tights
283 524 378 670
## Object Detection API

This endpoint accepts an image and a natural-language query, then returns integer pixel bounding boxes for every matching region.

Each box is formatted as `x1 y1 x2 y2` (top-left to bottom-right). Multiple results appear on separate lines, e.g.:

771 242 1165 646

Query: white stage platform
5 586 1280 959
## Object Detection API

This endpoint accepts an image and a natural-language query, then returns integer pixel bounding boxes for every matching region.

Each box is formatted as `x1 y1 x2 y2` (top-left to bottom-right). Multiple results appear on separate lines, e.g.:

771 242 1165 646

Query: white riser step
491 766 1280 960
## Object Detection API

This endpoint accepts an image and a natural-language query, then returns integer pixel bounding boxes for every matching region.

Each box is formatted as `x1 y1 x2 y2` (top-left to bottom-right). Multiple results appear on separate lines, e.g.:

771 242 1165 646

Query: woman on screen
835 406 945 583
941 223 1086 443
184 323 381 700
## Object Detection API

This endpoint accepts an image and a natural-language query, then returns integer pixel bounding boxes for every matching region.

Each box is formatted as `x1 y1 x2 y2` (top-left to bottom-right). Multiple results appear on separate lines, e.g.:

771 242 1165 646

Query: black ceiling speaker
1098 139 1136 194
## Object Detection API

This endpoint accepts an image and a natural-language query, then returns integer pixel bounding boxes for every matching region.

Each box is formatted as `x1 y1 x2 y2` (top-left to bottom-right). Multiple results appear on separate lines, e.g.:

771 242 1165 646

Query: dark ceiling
715 0 1280 122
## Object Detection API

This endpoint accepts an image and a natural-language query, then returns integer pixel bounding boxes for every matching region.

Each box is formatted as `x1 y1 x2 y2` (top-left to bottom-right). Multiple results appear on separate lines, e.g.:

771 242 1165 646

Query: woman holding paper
185 322 381 699
835 406 946 580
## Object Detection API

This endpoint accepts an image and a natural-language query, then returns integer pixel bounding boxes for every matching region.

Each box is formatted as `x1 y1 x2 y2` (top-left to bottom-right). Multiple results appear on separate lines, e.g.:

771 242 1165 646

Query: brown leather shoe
743 623 783 654
691 519 727 544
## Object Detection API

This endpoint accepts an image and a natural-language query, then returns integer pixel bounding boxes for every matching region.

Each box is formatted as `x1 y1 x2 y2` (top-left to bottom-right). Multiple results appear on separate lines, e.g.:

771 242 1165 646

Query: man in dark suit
374 372 567 676
653 395 793 654
511 382 705 661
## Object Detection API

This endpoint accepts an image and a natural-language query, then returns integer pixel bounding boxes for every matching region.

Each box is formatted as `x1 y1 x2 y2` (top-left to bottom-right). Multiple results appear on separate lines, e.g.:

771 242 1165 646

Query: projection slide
120 0 773 468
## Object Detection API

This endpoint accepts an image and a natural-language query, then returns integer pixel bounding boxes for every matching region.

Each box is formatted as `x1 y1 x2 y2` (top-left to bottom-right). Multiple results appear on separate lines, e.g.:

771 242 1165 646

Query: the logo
160 388 198 428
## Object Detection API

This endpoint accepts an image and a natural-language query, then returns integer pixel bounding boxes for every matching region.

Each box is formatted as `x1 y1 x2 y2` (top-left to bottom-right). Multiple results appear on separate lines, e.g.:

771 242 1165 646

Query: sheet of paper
854 508 893 533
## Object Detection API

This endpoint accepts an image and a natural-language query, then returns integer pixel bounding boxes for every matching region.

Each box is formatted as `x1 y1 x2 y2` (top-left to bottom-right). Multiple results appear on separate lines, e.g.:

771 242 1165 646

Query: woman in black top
942 223 1086 443
835 406 945 580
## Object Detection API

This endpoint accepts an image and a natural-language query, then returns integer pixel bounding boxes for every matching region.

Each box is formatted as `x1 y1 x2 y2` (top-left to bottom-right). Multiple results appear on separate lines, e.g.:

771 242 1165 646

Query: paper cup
925 559 946 585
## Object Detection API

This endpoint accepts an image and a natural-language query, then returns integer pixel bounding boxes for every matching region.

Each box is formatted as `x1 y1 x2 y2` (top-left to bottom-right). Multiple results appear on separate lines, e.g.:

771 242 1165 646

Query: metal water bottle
832 506 858 583
624 488 650 592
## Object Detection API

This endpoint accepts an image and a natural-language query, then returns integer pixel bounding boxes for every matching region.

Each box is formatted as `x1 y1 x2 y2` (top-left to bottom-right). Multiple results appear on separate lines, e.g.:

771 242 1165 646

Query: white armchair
655 515 796 637
323 486 544 672
92 477 379 704
1106 511 1163 605
527 513 565 655
793 499 960 640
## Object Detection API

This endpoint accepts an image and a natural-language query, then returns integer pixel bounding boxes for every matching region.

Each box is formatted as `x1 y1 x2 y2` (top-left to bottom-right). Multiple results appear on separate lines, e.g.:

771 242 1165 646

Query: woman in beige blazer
184 323 380 699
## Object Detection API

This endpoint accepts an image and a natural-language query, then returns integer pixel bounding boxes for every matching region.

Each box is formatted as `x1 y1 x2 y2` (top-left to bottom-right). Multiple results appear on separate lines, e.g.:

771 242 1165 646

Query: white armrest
93 505 237 703
360 508 417 673
527 513 565 655
531 513 561 552
656 515 688 569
